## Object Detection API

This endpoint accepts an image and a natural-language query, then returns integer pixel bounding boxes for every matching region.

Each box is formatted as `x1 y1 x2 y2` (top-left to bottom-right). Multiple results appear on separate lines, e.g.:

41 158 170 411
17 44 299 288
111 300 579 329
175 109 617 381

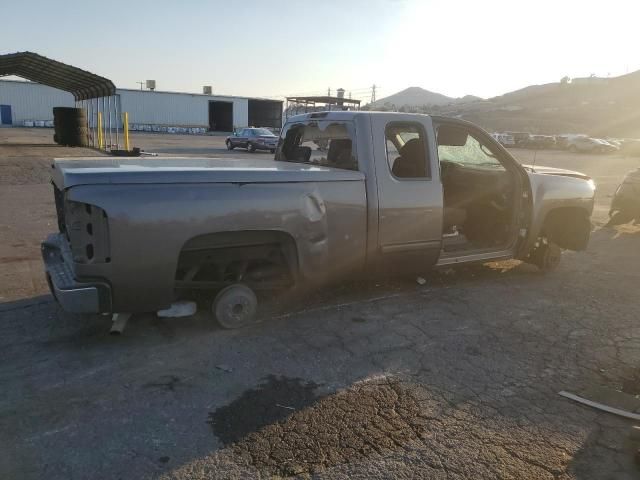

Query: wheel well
542 207 591 251
175 231 299 290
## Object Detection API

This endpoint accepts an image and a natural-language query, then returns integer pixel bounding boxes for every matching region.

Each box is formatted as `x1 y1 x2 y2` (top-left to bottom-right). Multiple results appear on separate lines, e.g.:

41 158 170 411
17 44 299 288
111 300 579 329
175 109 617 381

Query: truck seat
392 138 427 178
327 139 356 170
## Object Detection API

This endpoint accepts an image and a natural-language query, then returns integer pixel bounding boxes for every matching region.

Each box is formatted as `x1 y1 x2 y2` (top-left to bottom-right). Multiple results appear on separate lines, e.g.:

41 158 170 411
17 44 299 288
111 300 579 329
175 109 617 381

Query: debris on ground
157 300 197 318
559 390 640 420
109 313 131 335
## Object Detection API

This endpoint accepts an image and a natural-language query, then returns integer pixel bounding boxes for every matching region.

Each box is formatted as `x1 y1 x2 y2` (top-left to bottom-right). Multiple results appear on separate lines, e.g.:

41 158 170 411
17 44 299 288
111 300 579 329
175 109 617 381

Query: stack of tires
53 107 88 147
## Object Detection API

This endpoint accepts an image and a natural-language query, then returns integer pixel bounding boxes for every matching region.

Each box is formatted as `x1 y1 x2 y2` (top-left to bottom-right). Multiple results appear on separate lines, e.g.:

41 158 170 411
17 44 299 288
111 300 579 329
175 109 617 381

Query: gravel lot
1 128 640 479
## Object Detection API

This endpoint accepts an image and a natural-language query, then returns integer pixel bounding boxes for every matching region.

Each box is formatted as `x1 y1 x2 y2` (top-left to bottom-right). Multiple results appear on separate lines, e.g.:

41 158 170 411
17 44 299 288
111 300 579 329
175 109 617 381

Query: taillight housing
64 200 111 264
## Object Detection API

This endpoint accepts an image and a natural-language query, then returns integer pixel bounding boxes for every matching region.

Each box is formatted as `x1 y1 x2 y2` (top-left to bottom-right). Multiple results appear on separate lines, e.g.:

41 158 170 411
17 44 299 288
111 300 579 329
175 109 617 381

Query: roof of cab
285 110 434 123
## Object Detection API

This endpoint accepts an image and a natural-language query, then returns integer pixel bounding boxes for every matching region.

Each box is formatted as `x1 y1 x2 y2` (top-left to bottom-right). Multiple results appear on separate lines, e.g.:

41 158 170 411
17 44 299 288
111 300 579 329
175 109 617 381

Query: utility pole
327 87 331 97
137 81 144 90
370 84 377 104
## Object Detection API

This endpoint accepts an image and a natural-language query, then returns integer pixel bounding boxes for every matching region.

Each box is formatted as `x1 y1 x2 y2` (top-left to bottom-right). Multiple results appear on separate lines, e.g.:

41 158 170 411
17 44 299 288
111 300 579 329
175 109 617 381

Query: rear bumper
254 142 277 151
41 233 111 314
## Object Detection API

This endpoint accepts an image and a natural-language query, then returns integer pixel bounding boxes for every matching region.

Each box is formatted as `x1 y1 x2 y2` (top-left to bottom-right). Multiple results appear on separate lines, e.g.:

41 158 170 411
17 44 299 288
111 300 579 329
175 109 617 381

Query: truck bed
52 157 364 188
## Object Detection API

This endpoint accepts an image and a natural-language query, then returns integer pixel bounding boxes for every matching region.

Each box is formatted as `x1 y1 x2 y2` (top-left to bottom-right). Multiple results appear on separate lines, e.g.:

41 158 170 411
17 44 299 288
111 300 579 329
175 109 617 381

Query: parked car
620 139 640 157
42 111 595 328
554 135 569 149
607 167 640 226
526 135 556 149
491 132 515 147
568 136 619 153
605 138 622 148
505 131 532 147
226 127 278 153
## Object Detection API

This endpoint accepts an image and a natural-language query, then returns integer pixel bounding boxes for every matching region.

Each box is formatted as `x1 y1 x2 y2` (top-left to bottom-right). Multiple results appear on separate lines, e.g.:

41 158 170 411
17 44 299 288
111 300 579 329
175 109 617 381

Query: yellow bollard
97 112 104 149
123 112 130 151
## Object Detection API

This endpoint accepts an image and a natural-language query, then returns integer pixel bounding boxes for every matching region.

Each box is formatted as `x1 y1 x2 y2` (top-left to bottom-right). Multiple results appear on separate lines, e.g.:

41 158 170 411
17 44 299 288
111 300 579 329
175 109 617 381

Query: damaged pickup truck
42 112 595 328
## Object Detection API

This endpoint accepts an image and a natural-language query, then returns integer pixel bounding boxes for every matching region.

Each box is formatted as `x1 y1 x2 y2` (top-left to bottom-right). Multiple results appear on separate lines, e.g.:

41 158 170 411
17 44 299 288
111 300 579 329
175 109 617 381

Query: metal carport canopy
0 51 116 100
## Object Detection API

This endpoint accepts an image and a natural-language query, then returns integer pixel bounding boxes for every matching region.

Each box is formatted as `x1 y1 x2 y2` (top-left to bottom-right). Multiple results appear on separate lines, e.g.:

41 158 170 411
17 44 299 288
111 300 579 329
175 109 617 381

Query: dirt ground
1 127 640 479
0 129 259 302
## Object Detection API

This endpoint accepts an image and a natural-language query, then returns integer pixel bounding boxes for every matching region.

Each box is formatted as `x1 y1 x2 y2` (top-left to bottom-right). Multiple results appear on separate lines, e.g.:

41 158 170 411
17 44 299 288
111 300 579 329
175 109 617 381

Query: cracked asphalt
2 225 640 479
1 129 640 479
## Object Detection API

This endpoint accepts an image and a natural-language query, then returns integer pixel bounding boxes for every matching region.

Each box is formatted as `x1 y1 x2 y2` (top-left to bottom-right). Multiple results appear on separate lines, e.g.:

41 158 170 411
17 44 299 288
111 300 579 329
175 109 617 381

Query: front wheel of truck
528 240 562 273
213 283 258 329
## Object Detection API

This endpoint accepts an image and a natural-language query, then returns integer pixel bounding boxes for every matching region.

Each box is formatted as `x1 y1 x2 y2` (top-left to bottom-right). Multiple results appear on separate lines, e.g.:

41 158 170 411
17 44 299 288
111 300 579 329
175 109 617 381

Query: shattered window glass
276 121 358 171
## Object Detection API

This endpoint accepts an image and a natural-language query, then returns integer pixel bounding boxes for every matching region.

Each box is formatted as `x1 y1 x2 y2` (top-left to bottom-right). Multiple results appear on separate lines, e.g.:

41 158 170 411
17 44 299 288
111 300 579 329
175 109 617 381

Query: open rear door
370 114 443 273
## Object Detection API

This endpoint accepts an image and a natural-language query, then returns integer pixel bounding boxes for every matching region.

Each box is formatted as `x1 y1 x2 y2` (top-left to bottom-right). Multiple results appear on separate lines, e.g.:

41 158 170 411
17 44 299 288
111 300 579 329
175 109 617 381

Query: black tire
226 139 234 150
606 210 635 227
213 284 258 329
53 107 89 146
529 241 562 272
56 130 89 147
247 142 256 153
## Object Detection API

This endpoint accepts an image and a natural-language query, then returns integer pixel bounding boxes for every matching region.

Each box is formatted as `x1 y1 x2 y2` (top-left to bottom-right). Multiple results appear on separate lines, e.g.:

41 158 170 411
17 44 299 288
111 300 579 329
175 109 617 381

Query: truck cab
275 111 574 273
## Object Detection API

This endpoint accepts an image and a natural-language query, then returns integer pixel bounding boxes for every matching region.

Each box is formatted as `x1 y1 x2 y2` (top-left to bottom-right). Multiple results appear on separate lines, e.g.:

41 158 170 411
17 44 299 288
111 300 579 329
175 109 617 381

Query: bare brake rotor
213 283 258 329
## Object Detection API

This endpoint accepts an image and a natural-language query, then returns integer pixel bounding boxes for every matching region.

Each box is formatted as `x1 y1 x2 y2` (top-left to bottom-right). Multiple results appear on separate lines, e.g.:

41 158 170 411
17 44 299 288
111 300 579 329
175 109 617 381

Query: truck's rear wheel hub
213 284 257 329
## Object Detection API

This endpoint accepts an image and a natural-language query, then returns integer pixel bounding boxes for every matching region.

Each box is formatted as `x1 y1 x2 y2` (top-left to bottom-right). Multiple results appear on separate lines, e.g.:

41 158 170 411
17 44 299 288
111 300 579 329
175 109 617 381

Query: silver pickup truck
42 111 595 328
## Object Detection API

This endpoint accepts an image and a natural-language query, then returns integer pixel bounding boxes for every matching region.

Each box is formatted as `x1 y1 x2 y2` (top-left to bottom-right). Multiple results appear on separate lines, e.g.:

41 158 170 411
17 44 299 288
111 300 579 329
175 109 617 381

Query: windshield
253 128 275 136
275 120 358 171
438 132 505 170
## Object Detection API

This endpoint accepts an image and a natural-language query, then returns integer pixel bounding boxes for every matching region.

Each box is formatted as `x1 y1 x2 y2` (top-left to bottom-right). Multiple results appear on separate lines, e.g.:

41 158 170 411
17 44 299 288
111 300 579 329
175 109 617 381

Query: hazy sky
2 0 639 102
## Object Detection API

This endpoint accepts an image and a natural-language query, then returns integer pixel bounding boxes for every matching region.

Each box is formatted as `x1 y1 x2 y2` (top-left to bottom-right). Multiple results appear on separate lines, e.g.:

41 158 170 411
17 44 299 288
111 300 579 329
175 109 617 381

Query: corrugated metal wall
0 80 74 124
118 89 249 128
233 98 249 129
118 89 208 126
0 80 252 129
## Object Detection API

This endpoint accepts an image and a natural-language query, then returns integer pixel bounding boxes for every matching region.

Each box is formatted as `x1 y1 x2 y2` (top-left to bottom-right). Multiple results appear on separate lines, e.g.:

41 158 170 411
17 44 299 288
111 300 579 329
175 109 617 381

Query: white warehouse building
0 79 283 132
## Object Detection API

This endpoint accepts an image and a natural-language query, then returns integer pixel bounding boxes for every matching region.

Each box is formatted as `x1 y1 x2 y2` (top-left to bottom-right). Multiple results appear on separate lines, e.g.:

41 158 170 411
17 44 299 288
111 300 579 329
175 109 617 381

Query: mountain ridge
365 71 640 137
369 86 480 109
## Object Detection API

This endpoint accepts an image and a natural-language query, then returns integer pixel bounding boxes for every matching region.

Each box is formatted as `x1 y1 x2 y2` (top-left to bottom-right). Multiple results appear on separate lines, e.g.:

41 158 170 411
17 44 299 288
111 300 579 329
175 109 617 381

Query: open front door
370 114 443 273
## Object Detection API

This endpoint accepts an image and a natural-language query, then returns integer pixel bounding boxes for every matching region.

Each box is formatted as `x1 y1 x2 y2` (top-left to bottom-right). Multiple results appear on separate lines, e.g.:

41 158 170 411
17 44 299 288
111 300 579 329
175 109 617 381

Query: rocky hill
367 72 640 137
